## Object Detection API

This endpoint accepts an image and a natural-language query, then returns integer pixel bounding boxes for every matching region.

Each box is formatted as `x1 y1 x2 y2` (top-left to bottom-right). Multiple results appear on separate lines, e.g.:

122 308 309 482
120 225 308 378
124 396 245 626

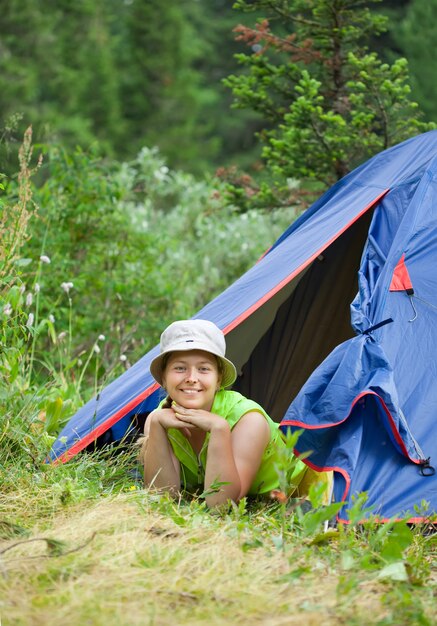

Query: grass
1 451 436 626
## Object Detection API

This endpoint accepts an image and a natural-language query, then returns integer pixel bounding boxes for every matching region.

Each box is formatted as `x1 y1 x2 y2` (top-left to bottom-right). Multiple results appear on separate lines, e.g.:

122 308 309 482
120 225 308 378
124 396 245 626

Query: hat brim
150 346 237 389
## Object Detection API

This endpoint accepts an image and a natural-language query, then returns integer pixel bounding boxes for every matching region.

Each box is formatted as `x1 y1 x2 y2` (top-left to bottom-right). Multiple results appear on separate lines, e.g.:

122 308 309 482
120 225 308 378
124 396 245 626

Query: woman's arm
172 405 270 507
142 409 191 495
230 411 271 499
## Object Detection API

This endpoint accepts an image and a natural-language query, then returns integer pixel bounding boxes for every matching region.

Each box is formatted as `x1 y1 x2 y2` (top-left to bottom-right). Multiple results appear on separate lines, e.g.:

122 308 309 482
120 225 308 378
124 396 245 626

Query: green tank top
162 390 307 496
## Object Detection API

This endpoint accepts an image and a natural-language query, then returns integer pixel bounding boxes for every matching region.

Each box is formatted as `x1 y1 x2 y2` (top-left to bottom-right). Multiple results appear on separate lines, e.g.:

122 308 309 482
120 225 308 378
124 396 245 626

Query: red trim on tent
337 514 437 526
389 253 414 292
292 448 435 525
281 390 422 465
338 516 437 525
223 189 389 334
54 382 160 464
295 450 351 503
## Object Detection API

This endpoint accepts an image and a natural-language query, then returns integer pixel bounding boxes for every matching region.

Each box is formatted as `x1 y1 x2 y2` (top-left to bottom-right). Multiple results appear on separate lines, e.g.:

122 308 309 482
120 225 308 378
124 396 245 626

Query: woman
141 319 320 507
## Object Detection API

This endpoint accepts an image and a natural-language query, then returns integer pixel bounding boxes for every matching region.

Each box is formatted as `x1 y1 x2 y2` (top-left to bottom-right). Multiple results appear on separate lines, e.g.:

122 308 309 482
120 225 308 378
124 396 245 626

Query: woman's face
162 350 221 411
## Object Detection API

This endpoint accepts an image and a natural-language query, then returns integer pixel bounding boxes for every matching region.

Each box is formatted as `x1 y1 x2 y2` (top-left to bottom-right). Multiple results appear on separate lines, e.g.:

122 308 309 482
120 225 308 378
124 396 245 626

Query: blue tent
51 131 437 521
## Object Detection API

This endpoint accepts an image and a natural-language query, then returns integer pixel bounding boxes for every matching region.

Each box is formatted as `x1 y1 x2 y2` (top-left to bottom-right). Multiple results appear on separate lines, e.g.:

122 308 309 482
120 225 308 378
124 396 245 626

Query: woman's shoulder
213 390 270 424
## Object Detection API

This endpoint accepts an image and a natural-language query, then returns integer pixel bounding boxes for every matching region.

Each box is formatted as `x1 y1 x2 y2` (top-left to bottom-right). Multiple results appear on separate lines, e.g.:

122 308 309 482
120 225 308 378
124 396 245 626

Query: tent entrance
232 208 374 422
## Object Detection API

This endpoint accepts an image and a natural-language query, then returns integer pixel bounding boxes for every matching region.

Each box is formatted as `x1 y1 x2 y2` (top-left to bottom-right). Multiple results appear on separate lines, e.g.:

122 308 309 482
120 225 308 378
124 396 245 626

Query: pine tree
224 0 434 208
393 0 437 123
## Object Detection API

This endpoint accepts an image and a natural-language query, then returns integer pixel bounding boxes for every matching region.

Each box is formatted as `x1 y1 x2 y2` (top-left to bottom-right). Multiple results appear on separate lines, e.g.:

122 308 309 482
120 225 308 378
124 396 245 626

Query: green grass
1 451 436 626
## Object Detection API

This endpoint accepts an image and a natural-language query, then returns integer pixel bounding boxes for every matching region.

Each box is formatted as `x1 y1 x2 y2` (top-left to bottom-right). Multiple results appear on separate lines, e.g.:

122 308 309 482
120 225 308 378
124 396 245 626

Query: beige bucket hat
150 319 237 388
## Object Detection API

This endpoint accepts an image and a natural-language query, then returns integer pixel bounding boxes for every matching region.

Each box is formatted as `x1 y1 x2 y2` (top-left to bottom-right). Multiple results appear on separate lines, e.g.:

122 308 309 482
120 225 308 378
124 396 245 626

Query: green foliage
391 0 437 123
16 143 293 374
0 0 257 175
224 0 435 208
1 130 294 468
0 0 122 169
117 0 219 171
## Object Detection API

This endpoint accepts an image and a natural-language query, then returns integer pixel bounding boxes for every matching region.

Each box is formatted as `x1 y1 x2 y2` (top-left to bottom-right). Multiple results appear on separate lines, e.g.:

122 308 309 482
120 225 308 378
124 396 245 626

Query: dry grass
0 126 41 289
3 491 432 626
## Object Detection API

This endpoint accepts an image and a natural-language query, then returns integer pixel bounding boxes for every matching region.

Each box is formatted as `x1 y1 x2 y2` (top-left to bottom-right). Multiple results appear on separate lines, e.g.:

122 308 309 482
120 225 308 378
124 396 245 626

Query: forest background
1 2 437 624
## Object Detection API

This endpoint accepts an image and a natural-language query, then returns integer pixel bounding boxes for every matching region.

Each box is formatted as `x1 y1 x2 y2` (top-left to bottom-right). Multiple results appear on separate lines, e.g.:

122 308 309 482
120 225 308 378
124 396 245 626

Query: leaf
309 528 339 545
380 522 413 563
341 550 355 571
377 561 409 582
14 258 33 267
271 534 284 550
301 502 344 536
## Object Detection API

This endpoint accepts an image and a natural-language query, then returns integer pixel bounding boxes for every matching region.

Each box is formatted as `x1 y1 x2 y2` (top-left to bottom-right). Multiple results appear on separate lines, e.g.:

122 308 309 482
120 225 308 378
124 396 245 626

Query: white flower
119 354 127 362
49 314 55 323
78 358 83 366
153 166 169 182
58 331 67 341
61 282 74 294
26 313 34 328
93 344 101 354
34 283 40 293
26 293 33 307
98 334 106 341
3 303 12 316
19 284 26 294
40 255 51 264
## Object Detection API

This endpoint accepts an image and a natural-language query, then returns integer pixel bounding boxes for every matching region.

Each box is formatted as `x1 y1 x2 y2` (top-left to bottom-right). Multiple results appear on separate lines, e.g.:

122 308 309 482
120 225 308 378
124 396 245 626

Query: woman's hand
171 402 227 433
151 408 196 438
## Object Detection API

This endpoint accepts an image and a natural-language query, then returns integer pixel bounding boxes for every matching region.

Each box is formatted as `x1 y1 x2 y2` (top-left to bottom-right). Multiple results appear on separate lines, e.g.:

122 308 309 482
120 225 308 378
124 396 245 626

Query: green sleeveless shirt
162 390 307 496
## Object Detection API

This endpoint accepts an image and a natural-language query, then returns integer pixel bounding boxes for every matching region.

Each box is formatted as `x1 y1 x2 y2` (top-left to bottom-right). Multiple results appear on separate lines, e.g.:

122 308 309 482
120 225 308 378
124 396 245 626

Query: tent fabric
281 136 437 520
51 130 437 522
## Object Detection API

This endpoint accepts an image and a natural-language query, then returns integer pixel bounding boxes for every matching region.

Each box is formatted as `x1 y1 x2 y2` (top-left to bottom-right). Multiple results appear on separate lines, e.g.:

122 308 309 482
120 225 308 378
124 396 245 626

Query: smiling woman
140 319 317 507
140 319 284 506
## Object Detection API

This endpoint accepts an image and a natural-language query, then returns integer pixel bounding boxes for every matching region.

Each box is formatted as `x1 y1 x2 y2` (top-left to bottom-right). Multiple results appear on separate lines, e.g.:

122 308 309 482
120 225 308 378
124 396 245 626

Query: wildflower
98 334 106 341
34 283 40 293
128 485 137 491
26 293 33 307
93 344 101 354
61 282 74 294
49 314 55 323
78 358 83 366
40 255 51 264
26 313 34 328
19 284 26 294
3 303 12 316
153 165 169 181
120 354 127 362
58 331 67 341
